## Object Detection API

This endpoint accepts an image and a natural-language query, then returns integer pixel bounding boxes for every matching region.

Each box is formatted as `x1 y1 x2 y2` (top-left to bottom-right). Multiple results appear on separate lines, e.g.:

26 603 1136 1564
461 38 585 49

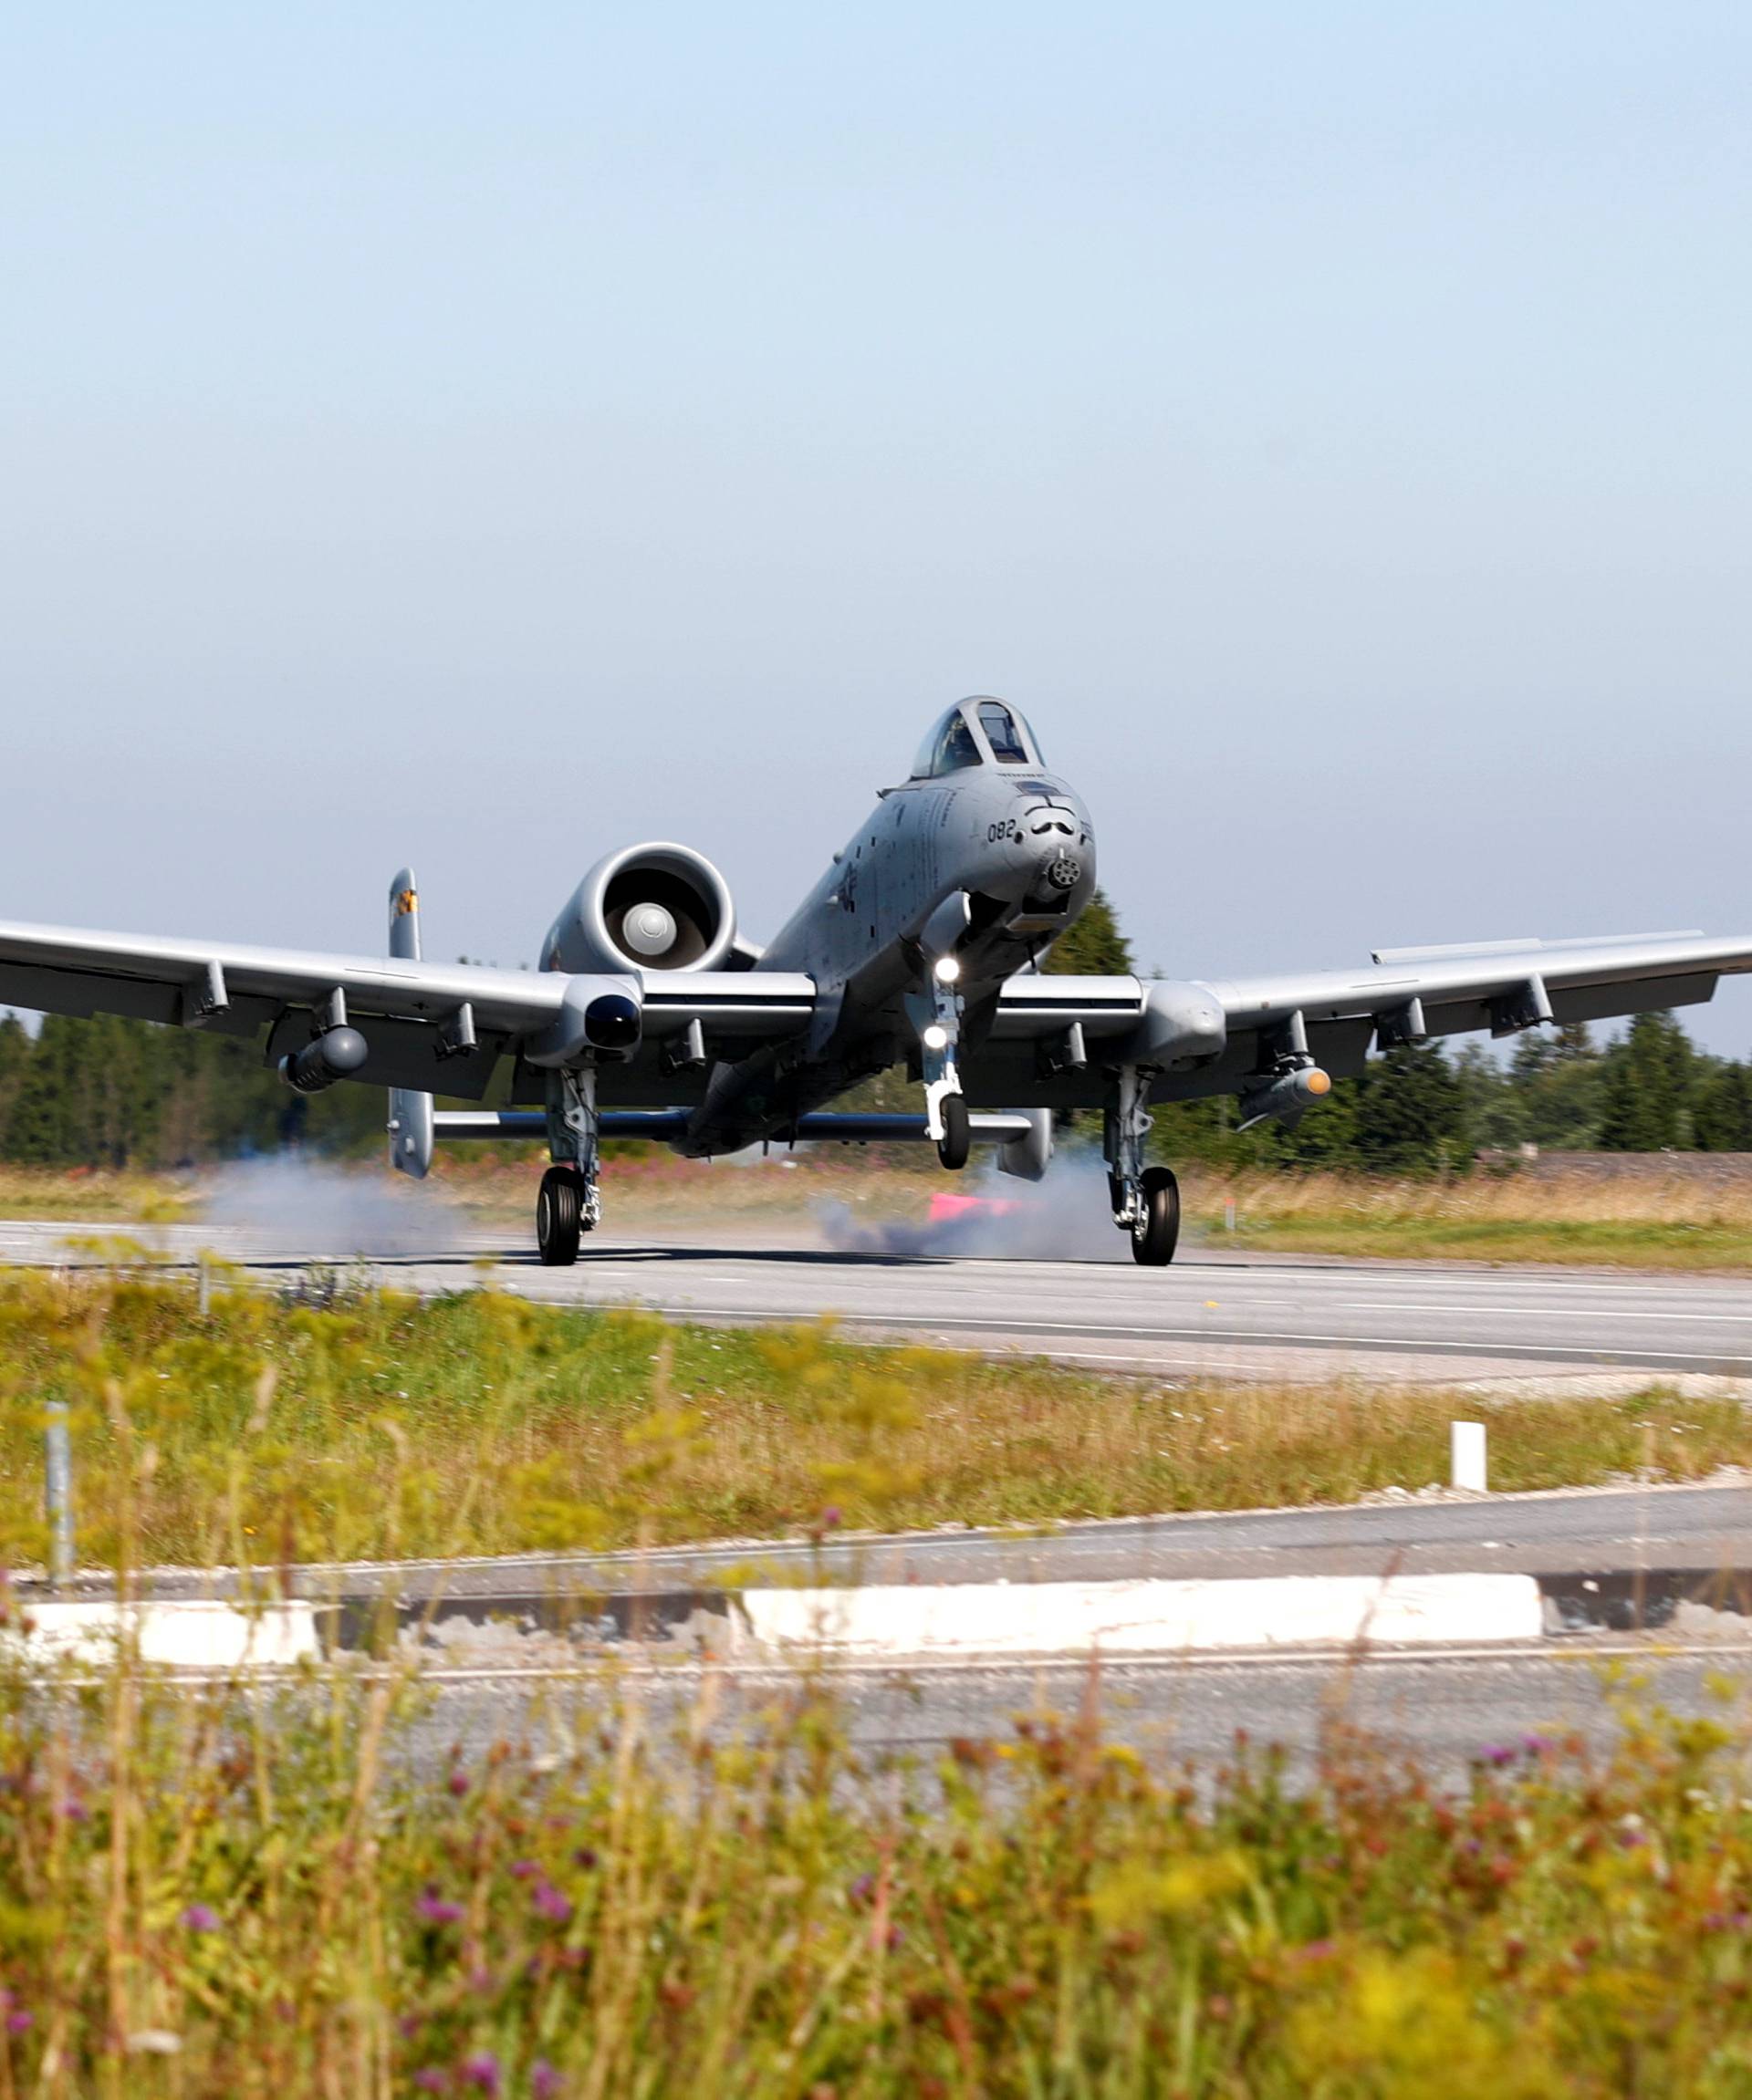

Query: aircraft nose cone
621 902 679 957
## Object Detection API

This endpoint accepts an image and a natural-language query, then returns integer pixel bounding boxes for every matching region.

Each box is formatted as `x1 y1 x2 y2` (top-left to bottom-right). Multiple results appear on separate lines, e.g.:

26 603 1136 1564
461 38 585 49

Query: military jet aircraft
2 696 1748 1265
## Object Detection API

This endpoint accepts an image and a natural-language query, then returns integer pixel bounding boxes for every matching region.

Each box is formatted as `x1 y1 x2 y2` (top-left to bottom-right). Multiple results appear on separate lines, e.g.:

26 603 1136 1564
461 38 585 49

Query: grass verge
0 1164 193 1223
1188 1167 1752 1272
0 1272 1746 1570
0 1642 1748 2094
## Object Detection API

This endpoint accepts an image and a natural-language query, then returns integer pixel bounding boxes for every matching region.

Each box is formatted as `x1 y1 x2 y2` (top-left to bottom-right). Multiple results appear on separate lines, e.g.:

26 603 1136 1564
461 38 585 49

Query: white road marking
1341 1300 1752 1325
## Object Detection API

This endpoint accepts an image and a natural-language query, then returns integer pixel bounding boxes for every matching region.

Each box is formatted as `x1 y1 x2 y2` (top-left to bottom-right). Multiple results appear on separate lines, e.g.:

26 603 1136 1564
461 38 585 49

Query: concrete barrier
14 1600 320 1669
739 1574 1545 1657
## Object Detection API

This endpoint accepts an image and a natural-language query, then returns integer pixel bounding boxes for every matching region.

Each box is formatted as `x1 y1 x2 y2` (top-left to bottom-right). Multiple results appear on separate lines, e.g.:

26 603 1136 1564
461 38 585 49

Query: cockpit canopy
910 698 1046 780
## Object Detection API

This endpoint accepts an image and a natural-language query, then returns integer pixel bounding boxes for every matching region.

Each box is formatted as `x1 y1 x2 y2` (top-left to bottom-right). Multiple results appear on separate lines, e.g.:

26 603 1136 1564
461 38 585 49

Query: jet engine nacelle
542 843 737 975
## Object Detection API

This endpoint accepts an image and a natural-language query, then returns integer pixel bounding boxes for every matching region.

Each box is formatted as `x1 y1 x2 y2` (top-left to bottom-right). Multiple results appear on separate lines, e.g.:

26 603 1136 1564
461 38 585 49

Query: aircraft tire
1131 1165 1181 1266
936 1095 972 1170
536 1166 584 1266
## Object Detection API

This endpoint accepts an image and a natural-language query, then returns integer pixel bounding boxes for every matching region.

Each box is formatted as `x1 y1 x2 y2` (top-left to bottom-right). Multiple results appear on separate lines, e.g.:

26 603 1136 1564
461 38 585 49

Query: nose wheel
1129 1166 1180 1266
936 1094 971 1170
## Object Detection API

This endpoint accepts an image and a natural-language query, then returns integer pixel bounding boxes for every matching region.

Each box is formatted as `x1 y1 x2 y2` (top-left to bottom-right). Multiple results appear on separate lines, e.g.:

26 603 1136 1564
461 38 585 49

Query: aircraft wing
986 931 1752 1103
0 920 816 1101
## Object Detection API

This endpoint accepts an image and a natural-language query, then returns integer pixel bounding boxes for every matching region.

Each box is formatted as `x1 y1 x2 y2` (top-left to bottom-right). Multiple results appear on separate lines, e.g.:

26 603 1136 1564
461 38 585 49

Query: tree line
0 1012 385 1169
0 892 1747 1171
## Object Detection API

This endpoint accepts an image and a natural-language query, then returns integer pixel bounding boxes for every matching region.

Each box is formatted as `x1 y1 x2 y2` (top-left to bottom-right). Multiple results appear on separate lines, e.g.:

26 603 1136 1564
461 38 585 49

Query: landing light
933 955 962 984
922 1024 950 1050
1306 1067 1332 1096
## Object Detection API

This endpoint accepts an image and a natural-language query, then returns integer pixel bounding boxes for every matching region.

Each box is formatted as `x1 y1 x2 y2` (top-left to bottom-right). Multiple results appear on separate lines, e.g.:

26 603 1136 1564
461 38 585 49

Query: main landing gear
1106 1064 1179 1266
537 1165 588 1265
537 1067 601 1266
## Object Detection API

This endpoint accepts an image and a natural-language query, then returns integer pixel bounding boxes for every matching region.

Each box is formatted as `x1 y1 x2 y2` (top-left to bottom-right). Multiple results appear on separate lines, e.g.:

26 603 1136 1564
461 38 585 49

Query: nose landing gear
912 954 972 1172
936 1093 971 1170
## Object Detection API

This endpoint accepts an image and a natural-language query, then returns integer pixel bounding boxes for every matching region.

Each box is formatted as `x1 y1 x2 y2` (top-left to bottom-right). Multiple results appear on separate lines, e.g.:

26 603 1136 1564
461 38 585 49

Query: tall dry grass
1193 1165 1752 1270
0 1165 192 1223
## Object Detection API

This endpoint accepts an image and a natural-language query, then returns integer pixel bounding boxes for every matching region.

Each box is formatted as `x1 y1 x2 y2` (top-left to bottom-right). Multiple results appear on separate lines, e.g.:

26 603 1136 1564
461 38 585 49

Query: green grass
1 1272 1746 1573
0 1644 1749 2095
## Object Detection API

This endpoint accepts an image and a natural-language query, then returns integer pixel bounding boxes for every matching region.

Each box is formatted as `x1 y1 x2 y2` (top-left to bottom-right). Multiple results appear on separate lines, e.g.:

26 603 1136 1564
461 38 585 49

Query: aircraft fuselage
683 757 1096 1152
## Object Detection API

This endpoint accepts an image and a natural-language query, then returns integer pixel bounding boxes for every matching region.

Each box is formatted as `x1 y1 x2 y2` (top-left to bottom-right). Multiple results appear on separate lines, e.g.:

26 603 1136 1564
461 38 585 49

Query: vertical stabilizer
386 867 435 1178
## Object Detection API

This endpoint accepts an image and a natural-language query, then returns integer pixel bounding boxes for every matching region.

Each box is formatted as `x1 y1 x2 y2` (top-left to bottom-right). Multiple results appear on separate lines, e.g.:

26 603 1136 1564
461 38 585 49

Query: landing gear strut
1106 1064 1179 1266
538 1066 600 1266
911 956 970 1172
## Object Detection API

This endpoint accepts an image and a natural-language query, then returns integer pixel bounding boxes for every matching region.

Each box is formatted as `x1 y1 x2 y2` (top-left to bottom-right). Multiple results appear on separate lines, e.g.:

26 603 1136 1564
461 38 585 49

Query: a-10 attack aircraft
3 696 1750 1266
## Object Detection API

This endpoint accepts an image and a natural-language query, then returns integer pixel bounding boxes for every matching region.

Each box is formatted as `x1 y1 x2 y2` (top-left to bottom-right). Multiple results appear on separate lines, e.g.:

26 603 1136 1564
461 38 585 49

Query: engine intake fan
543 843 736 975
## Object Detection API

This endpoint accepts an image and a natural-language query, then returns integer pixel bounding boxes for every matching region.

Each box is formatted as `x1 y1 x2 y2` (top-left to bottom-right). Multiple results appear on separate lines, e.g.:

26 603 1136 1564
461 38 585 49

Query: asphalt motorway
7 1213 1752 1383
260 1479 1752 1597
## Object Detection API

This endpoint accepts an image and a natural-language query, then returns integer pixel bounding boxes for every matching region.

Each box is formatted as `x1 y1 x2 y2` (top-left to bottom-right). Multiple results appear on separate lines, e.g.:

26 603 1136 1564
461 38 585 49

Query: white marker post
1451 1419 1487 1493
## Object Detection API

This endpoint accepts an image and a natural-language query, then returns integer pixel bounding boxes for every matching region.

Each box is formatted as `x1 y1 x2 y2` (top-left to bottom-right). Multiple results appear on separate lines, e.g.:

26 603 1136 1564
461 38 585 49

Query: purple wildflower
532 1882 573 1925
459 2052 502 2095
531 2064 564 2100
1479 1744 1515 1768
5 2011 31 2035
179 1903 221 1933
1520 1733 1554 1757
821 1506 842 1529
510 1859 539 1879
572 1848 599 1872
1619 1827 1648 1849
848 1873 876 1906
415 1887 465 1926
447 1770 470 1798
412 2073 450 2095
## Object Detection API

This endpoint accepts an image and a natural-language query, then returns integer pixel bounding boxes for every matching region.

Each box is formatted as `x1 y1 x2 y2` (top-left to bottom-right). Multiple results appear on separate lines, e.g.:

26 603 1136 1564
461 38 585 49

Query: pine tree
1044 889 1132 976
1693 1059 1752 1151
1352 1043 1467 1173
1597 1012 1695 1151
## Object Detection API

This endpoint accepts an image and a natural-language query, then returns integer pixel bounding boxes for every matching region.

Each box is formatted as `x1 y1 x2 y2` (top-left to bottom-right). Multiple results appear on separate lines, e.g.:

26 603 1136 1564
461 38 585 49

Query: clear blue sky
4 4 1750 1047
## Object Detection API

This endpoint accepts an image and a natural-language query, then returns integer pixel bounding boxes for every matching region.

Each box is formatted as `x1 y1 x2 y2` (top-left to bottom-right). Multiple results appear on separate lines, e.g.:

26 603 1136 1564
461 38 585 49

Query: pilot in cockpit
912 699 1043 779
